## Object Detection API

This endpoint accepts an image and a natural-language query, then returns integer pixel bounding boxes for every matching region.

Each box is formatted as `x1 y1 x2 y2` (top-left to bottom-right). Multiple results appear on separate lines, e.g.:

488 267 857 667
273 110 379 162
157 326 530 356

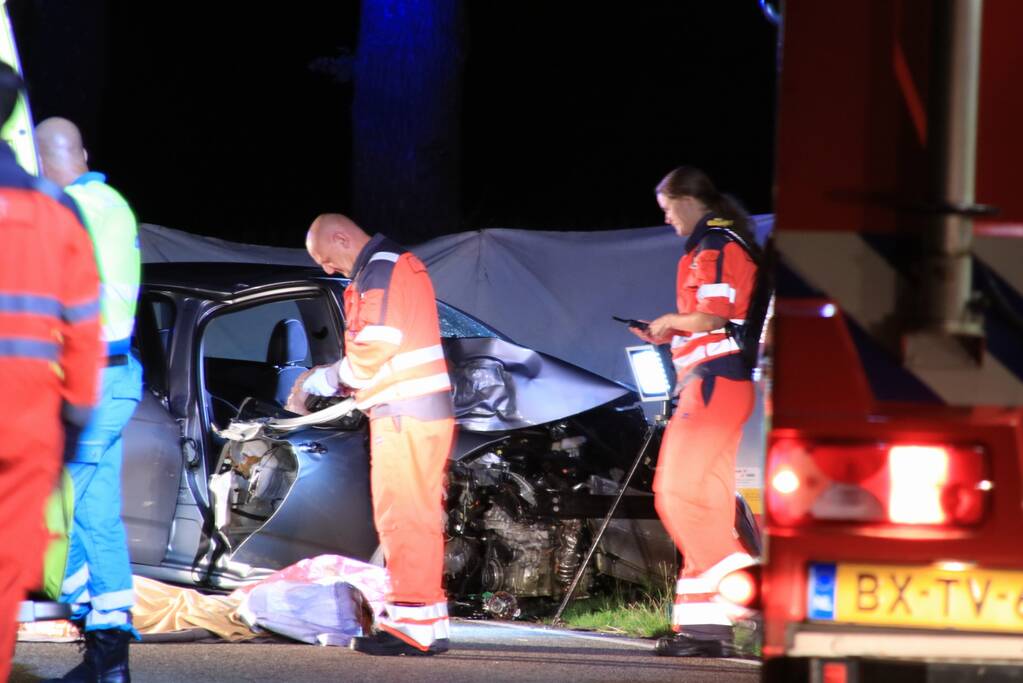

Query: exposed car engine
201 394 677 610
444 430 597 614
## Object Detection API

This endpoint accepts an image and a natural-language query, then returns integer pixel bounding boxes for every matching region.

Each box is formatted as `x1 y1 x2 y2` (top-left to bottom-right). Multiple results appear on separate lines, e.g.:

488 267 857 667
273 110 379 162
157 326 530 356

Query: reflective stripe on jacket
670 214 757 383
339 234 453 419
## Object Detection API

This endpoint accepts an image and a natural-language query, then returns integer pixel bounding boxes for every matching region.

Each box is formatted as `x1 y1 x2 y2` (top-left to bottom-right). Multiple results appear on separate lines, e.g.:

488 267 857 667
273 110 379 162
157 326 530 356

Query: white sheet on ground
18 555 394 645
231 554 390 646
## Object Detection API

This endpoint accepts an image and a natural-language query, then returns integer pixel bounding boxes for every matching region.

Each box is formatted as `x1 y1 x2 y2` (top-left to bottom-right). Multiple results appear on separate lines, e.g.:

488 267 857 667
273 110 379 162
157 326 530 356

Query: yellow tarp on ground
131 576 257 641
17 577 257 643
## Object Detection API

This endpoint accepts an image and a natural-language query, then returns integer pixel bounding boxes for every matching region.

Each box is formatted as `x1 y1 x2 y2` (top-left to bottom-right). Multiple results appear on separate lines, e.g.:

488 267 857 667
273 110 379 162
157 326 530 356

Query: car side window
200 293 341 422
203 299 308 363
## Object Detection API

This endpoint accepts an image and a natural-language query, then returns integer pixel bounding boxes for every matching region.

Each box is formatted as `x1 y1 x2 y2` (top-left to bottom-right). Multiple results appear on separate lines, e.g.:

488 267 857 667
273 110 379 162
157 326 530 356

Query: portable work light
625 344 673 402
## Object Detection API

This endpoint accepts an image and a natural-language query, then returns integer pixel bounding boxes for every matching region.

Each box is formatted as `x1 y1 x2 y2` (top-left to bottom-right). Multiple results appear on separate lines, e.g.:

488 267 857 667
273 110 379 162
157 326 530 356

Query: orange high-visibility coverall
0 146 102 680
338 234 454 650
651 214 757 635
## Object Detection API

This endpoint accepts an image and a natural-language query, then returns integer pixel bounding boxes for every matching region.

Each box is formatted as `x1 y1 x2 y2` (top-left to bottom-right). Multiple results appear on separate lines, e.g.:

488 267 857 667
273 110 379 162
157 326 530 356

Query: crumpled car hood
445 337 631 431
249 337 633 433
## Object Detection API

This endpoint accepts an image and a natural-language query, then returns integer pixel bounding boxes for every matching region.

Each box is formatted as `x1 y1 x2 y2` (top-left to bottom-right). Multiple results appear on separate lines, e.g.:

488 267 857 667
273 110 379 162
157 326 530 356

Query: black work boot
655 625 736 658
44 620 92 683
48 628 132 682
351 628 449 656
88 628 132 682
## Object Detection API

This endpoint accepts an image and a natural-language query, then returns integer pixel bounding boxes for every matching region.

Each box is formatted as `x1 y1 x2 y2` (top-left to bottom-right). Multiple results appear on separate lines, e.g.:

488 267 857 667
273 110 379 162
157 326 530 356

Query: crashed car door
208 406 378 570
190 289 379 581
122 293 181 567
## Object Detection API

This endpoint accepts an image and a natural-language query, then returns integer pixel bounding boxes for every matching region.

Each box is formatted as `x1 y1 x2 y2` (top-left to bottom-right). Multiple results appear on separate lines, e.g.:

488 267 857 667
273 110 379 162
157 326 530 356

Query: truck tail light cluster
766 438 989 527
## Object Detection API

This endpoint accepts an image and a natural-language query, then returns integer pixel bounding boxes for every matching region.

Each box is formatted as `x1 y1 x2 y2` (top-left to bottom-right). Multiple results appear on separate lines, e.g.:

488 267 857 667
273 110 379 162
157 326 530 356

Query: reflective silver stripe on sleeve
353 325 404 346
388 344 445 372
696 283 736 303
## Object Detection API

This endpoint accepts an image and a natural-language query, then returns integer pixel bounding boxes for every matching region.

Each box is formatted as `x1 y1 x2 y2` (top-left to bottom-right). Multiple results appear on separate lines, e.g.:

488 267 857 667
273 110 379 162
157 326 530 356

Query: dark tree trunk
352 0 465 245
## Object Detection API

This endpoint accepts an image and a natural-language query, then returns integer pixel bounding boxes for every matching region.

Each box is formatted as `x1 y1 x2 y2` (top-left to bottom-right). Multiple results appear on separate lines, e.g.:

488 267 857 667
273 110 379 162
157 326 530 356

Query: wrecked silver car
123 263 675 614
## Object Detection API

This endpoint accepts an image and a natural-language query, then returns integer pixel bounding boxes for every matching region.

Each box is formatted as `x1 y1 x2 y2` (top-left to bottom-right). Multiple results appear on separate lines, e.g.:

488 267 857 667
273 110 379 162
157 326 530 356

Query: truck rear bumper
788 625 1023 661
765 656 1023 683
766 625 1023 682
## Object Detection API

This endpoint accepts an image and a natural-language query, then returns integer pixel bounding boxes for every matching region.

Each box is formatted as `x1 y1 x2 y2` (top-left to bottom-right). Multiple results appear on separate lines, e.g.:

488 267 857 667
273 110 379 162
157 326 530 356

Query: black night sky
9 1 778 247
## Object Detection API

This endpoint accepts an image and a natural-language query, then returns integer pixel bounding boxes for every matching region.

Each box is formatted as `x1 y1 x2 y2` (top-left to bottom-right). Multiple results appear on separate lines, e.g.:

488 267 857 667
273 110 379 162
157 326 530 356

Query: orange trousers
0 441 61 681
653 376 754 579
369 414 454 604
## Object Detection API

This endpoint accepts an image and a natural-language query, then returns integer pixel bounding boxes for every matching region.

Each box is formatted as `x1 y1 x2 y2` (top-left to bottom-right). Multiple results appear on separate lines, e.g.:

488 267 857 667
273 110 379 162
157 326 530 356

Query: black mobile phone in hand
612 316 650 332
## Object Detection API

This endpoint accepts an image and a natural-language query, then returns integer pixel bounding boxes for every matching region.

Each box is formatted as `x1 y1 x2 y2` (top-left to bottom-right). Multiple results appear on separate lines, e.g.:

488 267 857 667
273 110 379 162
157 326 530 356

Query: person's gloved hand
302 366 339 396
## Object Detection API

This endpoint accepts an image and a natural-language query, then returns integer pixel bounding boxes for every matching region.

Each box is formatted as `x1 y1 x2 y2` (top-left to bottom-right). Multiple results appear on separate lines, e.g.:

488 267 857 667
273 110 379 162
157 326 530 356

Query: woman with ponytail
629 166 759 658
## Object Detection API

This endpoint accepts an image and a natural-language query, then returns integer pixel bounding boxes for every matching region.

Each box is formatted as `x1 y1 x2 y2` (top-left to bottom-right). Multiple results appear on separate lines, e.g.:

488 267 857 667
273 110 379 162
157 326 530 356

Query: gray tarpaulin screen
140 218 773 512
140 216 773 389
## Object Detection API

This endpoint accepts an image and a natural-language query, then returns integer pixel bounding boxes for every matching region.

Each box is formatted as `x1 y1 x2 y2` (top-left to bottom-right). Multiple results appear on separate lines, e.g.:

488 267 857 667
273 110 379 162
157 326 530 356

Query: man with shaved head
37 116 141 681
299 214 455 656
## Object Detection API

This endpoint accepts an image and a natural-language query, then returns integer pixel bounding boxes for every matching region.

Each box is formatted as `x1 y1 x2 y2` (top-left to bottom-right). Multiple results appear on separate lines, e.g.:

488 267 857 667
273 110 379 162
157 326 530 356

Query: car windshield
437 301 501 340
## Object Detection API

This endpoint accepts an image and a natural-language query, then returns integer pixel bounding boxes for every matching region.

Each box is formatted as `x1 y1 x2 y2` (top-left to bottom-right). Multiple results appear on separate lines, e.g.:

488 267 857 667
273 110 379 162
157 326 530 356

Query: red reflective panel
766 438 988 527
813 444 887 484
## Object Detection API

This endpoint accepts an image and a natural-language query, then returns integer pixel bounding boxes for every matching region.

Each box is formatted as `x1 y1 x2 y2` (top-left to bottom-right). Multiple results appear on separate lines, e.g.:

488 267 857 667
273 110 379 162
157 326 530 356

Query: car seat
266 319 309 405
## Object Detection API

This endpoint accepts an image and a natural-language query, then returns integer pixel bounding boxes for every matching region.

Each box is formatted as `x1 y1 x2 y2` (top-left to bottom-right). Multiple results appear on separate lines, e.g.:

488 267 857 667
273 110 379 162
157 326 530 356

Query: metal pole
922 0 984 338
550 407 667 626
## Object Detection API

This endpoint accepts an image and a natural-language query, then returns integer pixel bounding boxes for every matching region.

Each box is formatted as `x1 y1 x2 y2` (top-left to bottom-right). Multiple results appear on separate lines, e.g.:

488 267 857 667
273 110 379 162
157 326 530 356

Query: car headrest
266 319 309 367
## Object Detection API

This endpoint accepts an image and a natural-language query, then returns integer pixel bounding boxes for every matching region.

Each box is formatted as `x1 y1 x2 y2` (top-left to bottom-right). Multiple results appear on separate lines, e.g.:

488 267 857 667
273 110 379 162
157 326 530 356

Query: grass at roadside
543 573 762 657
543 573 675 639
548 587 674 638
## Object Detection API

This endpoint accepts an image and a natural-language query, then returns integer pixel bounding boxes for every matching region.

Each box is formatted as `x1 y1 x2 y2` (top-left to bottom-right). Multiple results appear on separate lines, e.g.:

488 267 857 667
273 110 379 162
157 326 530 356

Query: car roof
142 262 341 299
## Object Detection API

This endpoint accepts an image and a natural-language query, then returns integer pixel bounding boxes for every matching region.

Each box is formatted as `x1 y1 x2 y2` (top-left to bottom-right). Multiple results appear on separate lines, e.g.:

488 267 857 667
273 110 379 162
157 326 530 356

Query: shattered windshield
437 301 500 339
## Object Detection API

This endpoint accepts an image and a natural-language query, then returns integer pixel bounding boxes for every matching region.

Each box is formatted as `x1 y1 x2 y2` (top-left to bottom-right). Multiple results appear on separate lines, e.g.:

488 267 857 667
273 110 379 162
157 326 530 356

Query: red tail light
822 662 849 683
766 438 989 527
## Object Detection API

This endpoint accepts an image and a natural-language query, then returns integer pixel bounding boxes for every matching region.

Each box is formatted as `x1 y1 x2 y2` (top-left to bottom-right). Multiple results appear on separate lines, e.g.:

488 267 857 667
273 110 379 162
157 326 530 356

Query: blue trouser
61 356 142 635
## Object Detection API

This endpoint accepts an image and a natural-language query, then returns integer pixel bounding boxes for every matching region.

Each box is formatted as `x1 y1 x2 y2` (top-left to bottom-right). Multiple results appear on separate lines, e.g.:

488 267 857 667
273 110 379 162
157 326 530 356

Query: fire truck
754 0 1023 679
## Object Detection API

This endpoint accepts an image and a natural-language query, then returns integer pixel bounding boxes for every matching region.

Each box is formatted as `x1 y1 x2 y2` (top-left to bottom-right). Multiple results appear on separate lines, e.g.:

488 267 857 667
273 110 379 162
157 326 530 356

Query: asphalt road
12 621 760 683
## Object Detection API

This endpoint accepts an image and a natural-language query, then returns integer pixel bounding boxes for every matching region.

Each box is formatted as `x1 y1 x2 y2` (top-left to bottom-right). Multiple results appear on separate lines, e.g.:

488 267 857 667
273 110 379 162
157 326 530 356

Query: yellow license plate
807 563 1023 633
